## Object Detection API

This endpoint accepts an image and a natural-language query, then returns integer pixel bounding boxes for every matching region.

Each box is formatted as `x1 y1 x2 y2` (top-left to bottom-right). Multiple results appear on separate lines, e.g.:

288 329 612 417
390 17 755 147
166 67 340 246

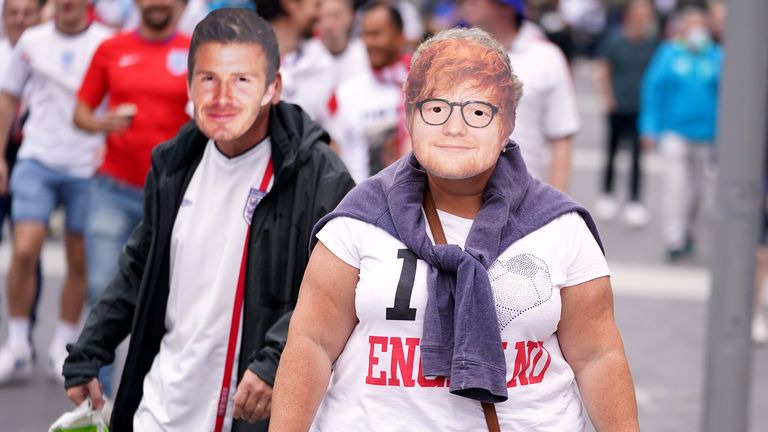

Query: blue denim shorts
9 158 91 234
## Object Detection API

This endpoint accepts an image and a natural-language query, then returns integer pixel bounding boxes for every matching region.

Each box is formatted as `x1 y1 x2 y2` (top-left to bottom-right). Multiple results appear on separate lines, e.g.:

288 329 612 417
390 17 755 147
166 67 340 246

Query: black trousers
602 112 643 201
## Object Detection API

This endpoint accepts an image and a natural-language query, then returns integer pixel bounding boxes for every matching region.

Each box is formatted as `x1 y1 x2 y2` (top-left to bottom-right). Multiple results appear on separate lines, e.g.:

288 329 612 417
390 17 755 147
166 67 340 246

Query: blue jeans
85 175 143 396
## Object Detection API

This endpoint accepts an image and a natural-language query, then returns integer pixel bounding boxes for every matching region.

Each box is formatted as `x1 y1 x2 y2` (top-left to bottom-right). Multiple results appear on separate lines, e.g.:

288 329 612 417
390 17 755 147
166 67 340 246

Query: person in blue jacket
639 5 722 262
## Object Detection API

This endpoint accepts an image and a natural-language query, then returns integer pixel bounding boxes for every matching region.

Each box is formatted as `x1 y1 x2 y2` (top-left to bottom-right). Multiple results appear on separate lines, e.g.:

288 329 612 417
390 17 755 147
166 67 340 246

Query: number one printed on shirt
386 249 418 321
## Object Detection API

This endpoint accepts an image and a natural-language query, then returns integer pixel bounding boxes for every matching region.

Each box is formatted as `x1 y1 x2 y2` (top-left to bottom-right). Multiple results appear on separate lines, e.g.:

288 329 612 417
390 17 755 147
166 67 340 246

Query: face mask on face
686 26 711 50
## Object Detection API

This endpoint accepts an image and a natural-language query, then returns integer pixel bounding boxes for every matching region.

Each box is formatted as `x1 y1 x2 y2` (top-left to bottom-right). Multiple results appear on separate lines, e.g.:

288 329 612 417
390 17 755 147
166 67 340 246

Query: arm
638 44 669 147
233 313 292 423
542 47 579 191
73 100 131 134
72 42 123 134
558 276 639 431
0 91 20 194
269 242 359 431
0 35 30 194
234 159 355 422
594 59 616 113
548 136 572 192
64 168 157 408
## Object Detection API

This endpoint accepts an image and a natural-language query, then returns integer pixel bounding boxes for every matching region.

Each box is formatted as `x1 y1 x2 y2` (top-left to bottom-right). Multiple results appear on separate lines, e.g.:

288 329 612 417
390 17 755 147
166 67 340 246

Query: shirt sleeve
77 42 109 108
315 216 362 269
1 34 32 97
563 212 610 287
541 45 581 140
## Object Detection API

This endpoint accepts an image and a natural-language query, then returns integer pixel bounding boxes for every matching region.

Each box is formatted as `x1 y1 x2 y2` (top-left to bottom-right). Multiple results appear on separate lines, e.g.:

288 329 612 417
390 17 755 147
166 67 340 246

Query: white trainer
47 342 68 384
594 195 619 222
623 201 650 229
753 313 768 345
0 343 33 385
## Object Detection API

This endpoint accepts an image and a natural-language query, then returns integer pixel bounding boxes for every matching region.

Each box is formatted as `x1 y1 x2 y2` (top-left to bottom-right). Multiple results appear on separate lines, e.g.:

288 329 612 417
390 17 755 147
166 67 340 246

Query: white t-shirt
0 38 11 77
509 28 580 182
1 21 111 177
281 39 336 128
306 37 370 85
134 138 273 431
330 71 401 183
312 211 609 431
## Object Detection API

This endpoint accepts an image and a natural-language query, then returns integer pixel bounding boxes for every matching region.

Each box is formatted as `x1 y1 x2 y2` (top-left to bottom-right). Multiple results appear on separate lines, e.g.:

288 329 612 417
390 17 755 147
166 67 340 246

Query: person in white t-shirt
330 2 407 183
460 0 580 191
0 0 111 386
312 0 369 84
0 0 41 72
271 28 638 431
257 0 336 130
308 0 370 149
0 0 43 360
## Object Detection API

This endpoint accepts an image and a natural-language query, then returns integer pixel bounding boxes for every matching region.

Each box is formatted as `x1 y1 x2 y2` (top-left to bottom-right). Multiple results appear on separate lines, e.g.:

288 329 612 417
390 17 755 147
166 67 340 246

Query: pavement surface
0 59 766 431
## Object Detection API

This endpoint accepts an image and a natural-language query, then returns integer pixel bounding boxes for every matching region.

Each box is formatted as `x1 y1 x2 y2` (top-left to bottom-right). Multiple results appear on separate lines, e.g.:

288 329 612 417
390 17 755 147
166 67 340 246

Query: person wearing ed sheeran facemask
270 27 639 432
639 6 722 262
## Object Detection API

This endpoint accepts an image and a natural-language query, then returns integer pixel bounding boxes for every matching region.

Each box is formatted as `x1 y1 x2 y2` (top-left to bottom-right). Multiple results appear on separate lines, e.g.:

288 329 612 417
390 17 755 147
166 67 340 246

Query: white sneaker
594 195 619 221
46 342 68 384
623 201 650 229
753 313 768 345
0 343 33 385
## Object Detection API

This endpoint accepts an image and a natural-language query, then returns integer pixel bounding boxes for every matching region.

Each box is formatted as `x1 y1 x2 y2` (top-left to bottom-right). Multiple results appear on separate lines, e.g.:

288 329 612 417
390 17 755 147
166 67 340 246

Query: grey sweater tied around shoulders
311 141 602 403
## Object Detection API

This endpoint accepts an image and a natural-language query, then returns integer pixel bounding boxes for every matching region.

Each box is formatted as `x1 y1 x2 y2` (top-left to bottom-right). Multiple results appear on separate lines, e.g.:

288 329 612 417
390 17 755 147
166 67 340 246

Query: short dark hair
188 8 280 87
360 1 403 34
253 0 286 22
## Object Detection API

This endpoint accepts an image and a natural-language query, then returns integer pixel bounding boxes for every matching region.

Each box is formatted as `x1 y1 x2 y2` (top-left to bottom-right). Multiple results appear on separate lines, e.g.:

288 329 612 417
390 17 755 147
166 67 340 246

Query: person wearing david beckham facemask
638 6 722 263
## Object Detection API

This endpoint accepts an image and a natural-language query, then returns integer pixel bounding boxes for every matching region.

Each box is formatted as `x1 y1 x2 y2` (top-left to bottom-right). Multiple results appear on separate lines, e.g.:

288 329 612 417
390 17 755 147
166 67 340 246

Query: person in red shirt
72 0 190 396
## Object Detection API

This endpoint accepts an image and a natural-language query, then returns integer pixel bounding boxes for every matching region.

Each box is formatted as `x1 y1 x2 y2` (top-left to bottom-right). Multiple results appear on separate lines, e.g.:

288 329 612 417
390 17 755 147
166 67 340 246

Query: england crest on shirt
243 188 266 224
166 48 188 76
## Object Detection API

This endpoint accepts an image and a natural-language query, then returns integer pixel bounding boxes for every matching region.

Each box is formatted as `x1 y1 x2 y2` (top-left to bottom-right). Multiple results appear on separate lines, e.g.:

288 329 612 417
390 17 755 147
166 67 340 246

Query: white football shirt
312 211 609 431
1 21 111 177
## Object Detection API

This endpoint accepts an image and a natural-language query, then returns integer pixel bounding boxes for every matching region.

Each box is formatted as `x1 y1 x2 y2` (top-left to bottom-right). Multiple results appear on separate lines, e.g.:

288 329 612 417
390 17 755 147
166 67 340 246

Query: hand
99 111 132 133
641 136 656 151
66 378 105 410
233 370 273 423
0 159 8 195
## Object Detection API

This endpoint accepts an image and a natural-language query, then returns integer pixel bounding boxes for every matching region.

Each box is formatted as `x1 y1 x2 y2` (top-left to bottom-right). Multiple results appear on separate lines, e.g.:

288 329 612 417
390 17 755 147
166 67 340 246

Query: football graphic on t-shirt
488 253 553 331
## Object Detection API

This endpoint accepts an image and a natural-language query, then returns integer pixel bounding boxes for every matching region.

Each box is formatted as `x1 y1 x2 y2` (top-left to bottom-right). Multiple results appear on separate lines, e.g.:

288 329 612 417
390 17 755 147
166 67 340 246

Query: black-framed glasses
415 98 500 129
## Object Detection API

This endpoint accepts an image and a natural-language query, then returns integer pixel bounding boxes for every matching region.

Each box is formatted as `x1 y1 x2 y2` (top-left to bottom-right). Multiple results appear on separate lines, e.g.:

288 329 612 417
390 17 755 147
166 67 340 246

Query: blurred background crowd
0 0 765 430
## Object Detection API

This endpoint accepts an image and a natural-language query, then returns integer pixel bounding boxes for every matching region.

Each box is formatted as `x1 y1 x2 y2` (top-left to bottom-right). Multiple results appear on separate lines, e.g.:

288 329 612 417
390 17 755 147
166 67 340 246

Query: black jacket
63 102 355 431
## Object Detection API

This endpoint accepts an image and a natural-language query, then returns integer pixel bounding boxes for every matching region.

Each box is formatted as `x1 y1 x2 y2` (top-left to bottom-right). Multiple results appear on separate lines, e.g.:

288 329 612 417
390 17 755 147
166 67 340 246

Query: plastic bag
49 398 110 432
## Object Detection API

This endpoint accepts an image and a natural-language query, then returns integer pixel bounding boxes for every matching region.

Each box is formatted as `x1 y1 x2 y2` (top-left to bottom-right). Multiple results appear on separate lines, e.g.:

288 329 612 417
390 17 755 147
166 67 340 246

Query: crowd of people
0 0 763 430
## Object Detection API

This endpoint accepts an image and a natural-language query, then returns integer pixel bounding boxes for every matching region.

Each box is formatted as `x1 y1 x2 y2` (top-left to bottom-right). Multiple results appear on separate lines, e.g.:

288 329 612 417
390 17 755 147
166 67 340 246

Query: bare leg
7 222 46 318
755 246 768 317
60 232 87 324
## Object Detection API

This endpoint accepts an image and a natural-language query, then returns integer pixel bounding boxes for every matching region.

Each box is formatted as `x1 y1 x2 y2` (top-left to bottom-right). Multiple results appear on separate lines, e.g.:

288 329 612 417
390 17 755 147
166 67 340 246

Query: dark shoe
667 248 687 263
